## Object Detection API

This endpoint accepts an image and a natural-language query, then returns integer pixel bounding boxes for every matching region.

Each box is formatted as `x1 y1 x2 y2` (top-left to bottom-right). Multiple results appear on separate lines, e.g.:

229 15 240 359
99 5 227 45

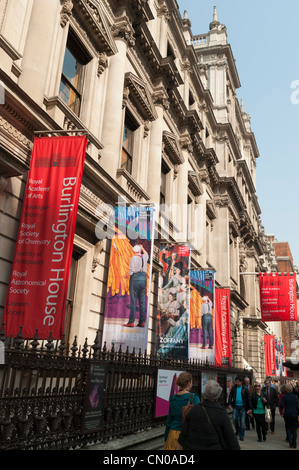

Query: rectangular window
122 111 138 174
160 161 169 206
59 31 90 116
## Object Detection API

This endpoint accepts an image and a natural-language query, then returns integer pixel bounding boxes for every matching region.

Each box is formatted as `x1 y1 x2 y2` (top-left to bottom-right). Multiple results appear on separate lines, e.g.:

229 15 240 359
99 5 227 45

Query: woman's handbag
265 406 272 423
181 393 195 425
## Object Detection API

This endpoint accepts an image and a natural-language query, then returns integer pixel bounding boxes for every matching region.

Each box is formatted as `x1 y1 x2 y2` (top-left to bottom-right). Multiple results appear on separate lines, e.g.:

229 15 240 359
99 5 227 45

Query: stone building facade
0 0 280 380
267 237 299 366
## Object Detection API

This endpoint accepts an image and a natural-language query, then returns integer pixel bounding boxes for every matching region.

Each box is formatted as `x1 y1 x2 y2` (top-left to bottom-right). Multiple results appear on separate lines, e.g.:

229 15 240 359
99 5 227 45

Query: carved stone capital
92 240 104 273
60 0 73 27
97 52 108 76
157 3 171 21
112 17 135 47
152 88 169 111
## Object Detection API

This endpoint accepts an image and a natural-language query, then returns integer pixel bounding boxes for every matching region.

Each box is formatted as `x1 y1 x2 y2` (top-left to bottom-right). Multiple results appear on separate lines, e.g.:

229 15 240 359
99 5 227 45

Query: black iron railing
0 324 252 450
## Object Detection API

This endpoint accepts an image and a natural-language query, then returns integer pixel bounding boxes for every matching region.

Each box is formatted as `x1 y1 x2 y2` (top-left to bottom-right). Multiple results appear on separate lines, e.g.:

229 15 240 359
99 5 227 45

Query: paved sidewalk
238 414 298 451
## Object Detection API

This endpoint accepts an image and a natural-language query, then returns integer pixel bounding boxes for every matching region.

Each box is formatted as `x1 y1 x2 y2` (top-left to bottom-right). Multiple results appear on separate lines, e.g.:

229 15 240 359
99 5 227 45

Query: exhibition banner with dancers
156 244 190 359
102 205 154 353
189 270 215 363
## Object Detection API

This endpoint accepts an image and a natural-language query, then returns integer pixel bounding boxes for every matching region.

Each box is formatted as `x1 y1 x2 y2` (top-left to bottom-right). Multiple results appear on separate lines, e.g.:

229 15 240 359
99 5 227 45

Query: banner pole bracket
34 129 90 138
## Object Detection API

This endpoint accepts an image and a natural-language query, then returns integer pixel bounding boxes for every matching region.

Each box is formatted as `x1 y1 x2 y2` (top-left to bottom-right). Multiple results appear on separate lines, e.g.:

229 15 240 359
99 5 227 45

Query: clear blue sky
178 0 299 268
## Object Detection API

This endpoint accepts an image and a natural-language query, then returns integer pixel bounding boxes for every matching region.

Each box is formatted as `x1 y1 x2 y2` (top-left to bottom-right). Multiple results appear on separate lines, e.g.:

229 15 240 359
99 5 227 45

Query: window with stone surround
59 30 90 116
160 160 170 206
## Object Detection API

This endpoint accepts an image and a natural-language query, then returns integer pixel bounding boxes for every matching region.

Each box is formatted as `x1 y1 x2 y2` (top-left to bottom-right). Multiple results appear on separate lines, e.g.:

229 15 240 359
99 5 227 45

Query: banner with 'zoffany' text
259 273 298 322
3 136 87 339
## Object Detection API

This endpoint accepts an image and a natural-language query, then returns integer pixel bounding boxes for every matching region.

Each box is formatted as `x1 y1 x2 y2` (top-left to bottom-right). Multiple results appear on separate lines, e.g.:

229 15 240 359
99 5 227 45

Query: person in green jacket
250 382 269 442
164 372 200 450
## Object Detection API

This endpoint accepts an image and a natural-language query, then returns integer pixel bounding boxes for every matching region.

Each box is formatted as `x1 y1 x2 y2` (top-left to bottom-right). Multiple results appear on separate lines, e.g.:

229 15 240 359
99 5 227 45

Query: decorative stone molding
214 193 230 207
124 72 157 121
179 133 193 154
180 57 192 74
206 200 217 220
97 52 108 76
60 0 74 27
162 131 184 166
92 240 104 272
157 3 171 22
0 115 33 156
143 120 150 138
0 34 22 61
112 16 135 47
116 168 150 202
71 0 118 55
122 86 130 109
188 171 203 198
152 87 169 111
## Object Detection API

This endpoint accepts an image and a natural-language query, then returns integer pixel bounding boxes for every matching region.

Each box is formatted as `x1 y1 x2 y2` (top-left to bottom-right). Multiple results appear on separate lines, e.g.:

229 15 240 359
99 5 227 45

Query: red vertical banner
259 272 298 322
264 335 276 376
3 136 87 339
215 289 231 366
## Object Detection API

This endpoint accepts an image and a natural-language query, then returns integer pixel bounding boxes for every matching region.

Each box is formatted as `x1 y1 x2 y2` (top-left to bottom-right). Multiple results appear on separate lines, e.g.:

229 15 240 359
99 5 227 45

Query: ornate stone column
100 17 135 178
176 138 190 243
213 194 230 286
157 2 171 57
147 87 168 206
18 0 60 105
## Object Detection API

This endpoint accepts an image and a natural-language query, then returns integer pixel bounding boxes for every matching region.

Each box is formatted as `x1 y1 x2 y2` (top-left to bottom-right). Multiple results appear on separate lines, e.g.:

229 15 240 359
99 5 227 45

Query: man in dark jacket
228 376 252 441
262 379 278 433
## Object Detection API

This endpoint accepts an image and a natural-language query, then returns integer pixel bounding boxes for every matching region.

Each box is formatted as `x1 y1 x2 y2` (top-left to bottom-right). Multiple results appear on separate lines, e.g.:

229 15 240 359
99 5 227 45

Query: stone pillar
18 0 59 104
147 88 168 206
176 155 188 243
100 19 134 178
157 3 170 57
213 197 230 286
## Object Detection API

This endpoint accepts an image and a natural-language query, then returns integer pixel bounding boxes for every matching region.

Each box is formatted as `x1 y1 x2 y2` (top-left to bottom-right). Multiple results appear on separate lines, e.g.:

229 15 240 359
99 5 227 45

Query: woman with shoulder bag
164 372 200 450
177 380 240 450
250 382 268 442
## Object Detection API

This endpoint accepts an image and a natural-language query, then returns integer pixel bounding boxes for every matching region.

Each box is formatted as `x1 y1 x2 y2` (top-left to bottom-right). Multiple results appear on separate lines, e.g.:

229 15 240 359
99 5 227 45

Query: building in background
266 236 299 379
0 0 297 381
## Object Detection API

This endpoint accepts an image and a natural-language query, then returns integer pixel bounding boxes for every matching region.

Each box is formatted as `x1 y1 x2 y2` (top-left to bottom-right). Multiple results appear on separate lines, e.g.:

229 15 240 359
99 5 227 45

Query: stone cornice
162 131 184 166
111 15 135 46
124 72 157 121
237 160 261 216
67 0 118 55
188 171 203 197
110 0 153 24
217 122 242 161
195 43 241 91
116 168 151 202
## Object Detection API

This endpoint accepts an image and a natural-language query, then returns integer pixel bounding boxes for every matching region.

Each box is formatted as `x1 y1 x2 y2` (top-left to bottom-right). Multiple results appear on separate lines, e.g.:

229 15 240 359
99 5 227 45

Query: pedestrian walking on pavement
263 379 278 434
177 380 240 450
244 377 255 430
278 383 288 441
228 376 251 441
279 384 299 449
250 382 268 442
164 372 200 450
